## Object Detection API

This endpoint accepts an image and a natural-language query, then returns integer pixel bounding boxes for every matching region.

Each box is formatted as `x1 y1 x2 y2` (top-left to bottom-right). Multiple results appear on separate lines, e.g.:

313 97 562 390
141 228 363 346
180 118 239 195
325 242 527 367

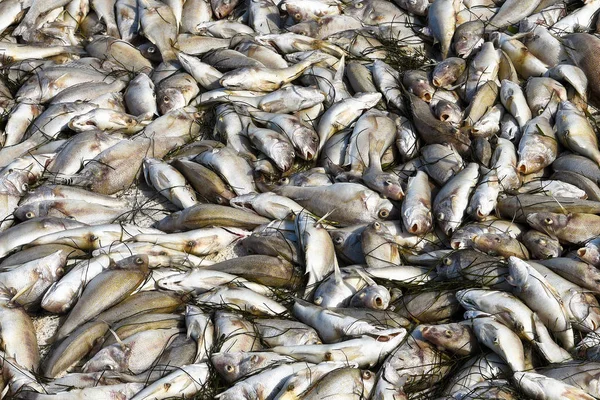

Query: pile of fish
5 0 600 398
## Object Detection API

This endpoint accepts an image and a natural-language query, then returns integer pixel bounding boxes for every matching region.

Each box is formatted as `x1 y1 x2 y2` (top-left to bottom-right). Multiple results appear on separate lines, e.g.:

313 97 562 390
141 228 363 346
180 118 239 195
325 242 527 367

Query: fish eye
445 330 453 338
384 179 392 186
544 218 553 225
362 371 372 379
334 236 343 245
311 136 318 143
225 365 234 373
294 13 302 20
378 209 389 219
135 257 144 265
89 235 98 241
494 236 501 242
163 96 170 102
187 240 195 247
25 211 35 219
373 221 381 229
442 257 452 266
374 297 383 307
356 2 364 8
287 383 295 391
57 268 64 276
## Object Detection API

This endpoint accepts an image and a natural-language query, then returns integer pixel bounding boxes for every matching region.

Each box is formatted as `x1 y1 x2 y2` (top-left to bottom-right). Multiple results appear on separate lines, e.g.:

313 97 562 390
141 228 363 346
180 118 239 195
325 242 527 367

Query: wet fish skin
526 212 600 245
507 256 574 350
54 255 150 342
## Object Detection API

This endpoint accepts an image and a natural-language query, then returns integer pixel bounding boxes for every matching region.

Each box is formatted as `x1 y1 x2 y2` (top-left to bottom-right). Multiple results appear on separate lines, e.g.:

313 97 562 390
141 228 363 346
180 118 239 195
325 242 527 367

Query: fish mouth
409 223 420 234
476 207 486 219
302 149 314 161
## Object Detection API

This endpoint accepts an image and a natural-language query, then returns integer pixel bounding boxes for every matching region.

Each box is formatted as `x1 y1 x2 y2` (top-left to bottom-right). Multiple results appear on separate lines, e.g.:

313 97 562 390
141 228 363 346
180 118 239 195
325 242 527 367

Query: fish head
405 73 435 103
283 3 312 23
114 254 150 273
211 0 240 19
83 346 128 373
211 352 244 382
452 21 484 58
525 212 566 238
330 229 354 251
578 245 600 265
472 233 505 254
313 276 353 308
292 125 319 161
139 43 162 62
355 92 383 108
367 172 404 201
294 87 326 108
454 288 477 309
506 256 530 289
219 71 251 90
436 254 460 279
420 322 467 349
156 273 188 292
14 202 44 221
350 284 390 310
434 100 462 124
368 193 397 222
68 114 97 131
271 142 296 171
404 207 433 235
38 251 67 282
158 88 186 115
288 21 318 37
298 329 322 345
343 0 372 21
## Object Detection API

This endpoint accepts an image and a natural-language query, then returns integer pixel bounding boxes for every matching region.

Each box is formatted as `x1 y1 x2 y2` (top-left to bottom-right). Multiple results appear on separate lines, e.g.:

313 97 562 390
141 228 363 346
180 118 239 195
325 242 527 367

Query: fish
0 1 599 398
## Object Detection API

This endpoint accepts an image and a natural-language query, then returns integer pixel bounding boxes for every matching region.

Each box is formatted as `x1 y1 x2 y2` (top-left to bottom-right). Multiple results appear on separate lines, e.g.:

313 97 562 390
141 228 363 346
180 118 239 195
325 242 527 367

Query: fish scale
2 0 600 399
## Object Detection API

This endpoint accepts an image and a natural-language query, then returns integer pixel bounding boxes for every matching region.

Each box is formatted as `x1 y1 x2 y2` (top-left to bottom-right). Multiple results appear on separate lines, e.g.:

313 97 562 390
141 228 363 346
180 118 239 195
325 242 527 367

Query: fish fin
314 209 335 226
106 326 128 350
10 281 35 303
354 267 376 286
333 262 343 285
333 55 345 82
